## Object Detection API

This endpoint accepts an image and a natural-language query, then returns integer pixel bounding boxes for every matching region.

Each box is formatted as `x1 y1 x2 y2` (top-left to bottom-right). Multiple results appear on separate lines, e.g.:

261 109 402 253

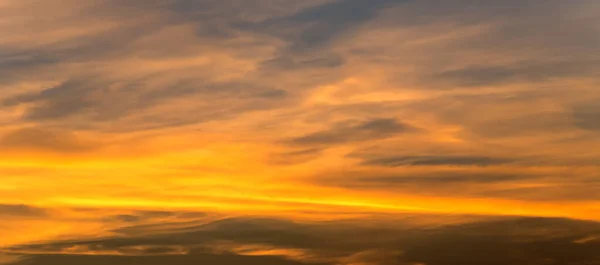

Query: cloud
0 254 22 265
261 53 345 70
319 170 530 187
102 212 171 223
401 92 574 140
0 127 97 153
5 216 600 265
358 155 514 167
286 118 416 147
311 167 600 203
573 100 600 132
2 80 102 121
0 204 47 217
2 79 287 126
262 0 405 51
429 60 600 88
0 0 306 132
6 252 323 265
99 211 207 225
1 2 600 264
267 148 323 165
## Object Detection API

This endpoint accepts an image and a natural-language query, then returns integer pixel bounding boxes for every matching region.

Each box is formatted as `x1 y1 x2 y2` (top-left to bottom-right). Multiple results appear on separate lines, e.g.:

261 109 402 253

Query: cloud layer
1 0 599 264
4 213 600 265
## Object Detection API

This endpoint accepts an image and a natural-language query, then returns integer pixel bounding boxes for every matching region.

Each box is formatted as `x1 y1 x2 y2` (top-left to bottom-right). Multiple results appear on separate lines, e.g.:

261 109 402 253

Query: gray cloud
0 127 97 153
6 216 600 265
102 215 146 223
323 171 528 187
261 53 345 71
400 219 600 265
359 155 514 167
429 60 600 88
6 252 324 265
287 118 415 146
573 100 600 132
101 211 206 224
0 204 47 217
2 80 100 121
1 0 598 134
482 183 600 202
0 0 309 132
313 168 600 202
0 3 173 84
268 148 323 165
262 0 405 51
254 0 410 76
1 76 293 132
352 0 600 92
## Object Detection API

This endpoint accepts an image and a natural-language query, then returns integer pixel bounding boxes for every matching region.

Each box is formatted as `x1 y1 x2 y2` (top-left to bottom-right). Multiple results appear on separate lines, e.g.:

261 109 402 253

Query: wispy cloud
0 1 599 264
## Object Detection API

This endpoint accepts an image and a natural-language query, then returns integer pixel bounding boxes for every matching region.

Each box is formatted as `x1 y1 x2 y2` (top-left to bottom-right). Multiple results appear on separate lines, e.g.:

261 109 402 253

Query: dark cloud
323 171 527 187
470 111 572 138
263 0 405 51
6 216 600 265
103 215 145 223
7 252 325 265
261 53 345 70
1 77 292 132
429 60 600 87
0 204 47 217
0 4 172 84
482 183 600 202
0 53 58 78
2 78 183 122
400 218 600 265
255 0 408 75
287 118 415 146
463 0 600 57
359 155 514 167
365 0 600 93
1 0 598 134
313 168 600 201
256 89 289 99
101 211 205 223
2 80 99 121
573 100 600 132
268 148 323 165
0 127 96 153
0 0 309 132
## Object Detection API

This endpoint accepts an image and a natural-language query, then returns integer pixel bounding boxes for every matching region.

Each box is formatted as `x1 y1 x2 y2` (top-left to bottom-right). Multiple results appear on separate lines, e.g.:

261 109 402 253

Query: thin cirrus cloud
285 118 416 146
1 0 600 264
357 155 515 167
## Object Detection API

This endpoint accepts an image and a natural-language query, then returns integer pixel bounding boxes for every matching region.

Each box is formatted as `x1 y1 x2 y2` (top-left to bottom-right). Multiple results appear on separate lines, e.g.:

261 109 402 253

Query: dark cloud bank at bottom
4 215 600 265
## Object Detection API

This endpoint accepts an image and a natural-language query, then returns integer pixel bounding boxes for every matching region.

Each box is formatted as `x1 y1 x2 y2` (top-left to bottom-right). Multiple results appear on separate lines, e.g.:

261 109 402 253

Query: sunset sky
1 0 600 264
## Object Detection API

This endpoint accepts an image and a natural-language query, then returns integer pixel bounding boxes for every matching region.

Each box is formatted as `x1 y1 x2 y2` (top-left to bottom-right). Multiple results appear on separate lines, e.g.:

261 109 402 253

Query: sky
0 0 600 264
